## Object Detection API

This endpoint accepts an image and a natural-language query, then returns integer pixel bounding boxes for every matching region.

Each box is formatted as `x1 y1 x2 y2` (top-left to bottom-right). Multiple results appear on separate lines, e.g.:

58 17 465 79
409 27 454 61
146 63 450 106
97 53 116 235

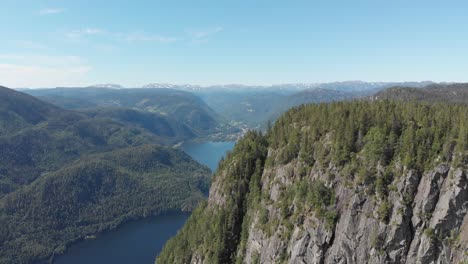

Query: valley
1 83 467 264
2 3 468 263
53 140 235 264
0 86 214 263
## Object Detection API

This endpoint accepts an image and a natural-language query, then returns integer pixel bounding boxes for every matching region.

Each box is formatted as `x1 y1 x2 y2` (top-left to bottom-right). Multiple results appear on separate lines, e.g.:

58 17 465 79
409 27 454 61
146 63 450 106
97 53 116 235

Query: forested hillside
157 100 468 264
82 108 196 142
196 88 368 129
24 87 229 138
0 87 211 263
0 86 65 136
373 83 468 104
139 81 432 129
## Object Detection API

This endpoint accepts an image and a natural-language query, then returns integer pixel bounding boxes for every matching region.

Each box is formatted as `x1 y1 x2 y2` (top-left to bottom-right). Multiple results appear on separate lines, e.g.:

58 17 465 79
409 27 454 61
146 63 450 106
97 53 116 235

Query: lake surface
181 141 236 171
55 213 190 264
55 141 235 264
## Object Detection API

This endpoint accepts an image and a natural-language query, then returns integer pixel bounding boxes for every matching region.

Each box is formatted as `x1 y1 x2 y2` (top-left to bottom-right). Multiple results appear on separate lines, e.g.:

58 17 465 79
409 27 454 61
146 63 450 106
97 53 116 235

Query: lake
55 141 235 264
54 213 190 264
181 141 236 171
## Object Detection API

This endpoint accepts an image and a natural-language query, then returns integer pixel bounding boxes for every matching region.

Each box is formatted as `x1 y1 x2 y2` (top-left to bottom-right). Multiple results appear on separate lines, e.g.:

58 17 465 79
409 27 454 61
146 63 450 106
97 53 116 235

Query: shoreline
49 209 192 263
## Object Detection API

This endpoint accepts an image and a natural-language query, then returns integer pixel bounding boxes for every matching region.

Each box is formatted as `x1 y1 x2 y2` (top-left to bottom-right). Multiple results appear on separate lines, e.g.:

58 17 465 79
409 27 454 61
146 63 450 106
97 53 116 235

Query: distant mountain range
77 81 437 92
23 87 234 139
20 81 446 131
195 87 370 128
86 83 124 89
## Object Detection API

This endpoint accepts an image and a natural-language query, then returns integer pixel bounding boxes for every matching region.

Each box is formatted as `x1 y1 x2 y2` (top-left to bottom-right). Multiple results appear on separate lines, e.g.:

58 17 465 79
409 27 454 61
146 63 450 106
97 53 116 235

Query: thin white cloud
39 8 64 15
0 53 91 88
186 26 223 41
66 28 105 40
123 32 177 43
64 29 177 44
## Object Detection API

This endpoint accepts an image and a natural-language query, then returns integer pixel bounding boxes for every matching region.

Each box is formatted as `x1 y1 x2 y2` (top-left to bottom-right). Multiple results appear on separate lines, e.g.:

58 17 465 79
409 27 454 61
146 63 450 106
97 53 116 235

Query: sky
1 0 468 88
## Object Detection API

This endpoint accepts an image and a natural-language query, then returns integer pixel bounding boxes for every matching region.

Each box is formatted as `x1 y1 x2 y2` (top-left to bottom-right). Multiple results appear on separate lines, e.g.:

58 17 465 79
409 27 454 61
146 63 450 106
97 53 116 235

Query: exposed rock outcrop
156 101 468 264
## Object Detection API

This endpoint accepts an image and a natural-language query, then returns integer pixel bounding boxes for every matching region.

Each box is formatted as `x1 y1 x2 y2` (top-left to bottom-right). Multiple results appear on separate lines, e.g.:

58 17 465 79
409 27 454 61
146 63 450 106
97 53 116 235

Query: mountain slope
24 87 226 137
372 83 468 104
0 87 211 263
157 101 468 264
0 86 65 136
82 107 196 141
134 81 433 130
196 88 368 129
1 144 210 264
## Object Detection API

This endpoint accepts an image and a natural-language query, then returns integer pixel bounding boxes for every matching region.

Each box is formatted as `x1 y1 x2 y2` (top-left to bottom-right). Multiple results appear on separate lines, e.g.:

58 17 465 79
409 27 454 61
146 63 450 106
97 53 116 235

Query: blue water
55 141 235 264
54 213 190 264
181 141 236 171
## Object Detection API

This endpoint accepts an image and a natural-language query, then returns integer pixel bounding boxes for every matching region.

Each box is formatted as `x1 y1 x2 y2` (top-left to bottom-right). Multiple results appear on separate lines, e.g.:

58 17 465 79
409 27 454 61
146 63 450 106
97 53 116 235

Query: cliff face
238 160 467 264
157 101 468 264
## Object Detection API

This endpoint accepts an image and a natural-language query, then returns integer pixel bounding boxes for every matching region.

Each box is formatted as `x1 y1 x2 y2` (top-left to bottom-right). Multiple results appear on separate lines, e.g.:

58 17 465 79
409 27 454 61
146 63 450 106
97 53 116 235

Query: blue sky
1 0 468 88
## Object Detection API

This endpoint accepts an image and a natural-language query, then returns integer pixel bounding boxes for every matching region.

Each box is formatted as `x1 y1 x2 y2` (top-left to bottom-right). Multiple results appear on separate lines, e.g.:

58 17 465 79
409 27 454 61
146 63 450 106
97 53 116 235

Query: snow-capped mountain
140 81 436 92
87 83 124 89
140 83 201 89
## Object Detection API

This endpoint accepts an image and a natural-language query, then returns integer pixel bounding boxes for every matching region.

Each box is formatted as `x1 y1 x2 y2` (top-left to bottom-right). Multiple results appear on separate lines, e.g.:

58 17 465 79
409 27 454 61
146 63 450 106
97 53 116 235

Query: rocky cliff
157 101 468 264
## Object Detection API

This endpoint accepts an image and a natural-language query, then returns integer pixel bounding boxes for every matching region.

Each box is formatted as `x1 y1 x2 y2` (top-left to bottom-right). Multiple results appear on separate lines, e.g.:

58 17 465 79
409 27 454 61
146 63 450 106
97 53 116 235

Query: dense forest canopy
23 87 230 137
372 83 468 104
157 100 467 263
0 86 211 263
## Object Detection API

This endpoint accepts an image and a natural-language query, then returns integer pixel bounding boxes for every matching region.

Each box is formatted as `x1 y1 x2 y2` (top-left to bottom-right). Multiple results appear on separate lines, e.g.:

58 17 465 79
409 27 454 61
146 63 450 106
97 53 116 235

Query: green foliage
424 228 435 240
157 131 268 264
193 88 364 129
0 145 210 263
25 87 226 137
251 252 260 264
270 100 467 176
377 199 392 223
0 87 212 263
157 99 468 264
258 208 269 225
374 83 468 104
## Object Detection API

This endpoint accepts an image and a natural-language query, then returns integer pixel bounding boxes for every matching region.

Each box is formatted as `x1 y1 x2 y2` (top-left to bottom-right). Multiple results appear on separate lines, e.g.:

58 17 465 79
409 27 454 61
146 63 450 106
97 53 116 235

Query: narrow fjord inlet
181 141 236 171
54 141 235 263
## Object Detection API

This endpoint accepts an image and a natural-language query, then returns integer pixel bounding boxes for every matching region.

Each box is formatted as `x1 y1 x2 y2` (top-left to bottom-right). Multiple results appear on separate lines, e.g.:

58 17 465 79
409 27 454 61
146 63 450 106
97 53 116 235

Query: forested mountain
195 88 369 129
24 87 227 138
285 81 433 92
140 81 433 93
0 86 65 135
157 100 468 264
0 87 211 263
22 82 437 133
184 82 433 129
68 81 430 130
372 83 468 104
81 108 196 142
